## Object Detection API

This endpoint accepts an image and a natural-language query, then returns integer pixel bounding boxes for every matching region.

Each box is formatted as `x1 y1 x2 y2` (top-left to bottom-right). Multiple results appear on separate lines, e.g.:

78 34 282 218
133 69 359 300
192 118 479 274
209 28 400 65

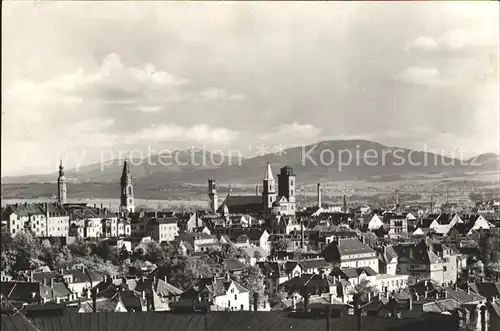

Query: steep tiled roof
0 311 461 331
444 286 484 304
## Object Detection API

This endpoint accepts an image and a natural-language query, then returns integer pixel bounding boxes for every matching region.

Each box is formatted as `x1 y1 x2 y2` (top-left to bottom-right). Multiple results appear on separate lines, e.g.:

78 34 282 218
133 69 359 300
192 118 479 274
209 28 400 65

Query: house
320 238 379 273
279 273 337 298
175 232 219 253
365 214 384 231
377 245 398 275
428 213 463 236
393 240 445 284
78 294 128 313
212 228 270 251
241 247 269 266
223 258 247 275
330 267 378 287
257 262 289 297
181 274 250 311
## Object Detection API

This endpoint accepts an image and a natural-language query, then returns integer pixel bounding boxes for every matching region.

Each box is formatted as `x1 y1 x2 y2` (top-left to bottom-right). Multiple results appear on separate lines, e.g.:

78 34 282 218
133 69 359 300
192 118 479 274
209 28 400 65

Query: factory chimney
317 183 322 208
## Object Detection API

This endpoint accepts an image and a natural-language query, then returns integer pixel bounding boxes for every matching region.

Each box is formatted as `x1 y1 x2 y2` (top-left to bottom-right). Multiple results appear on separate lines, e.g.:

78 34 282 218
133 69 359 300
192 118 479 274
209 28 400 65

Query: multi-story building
383 213 408 238
320 238 379 273
148 218 179 243
3 202 69 237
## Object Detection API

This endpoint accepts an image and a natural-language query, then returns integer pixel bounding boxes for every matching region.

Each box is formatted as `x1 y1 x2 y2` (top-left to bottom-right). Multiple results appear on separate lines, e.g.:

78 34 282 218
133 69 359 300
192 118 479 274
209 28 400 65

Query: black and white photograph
1 1 499 330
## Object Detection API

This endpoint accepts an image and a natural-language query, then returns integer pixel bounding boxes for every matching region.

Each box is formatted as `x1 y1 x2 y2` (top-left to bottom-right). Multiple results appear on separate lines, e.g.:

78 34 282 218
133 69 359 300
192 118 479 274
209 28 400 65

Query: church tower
262 162 277 214
57 160 67 205
278 166 296 213
208 177 218 214
120 160 135 213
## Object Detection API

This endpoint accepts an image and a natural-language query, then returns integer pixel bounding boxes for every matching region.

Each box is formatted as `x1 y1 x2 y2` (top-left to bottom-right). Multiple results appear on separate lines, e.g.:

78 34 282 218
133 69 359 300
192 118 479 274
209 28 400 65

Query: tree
119 246 130 262
271 238 291 254
220 244 245 260
478 231 500 279
53 246 74 269
349 278 374 305
68 238 91 256
238 266 266 309
9 231 43 273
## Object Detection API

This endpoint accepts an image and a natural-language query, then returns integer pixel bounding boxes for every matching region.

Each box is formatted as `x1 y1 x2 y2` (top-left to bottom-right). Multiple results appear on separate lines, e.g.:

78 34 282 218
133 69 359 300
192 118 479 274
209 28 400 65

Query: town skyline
2 1 499 176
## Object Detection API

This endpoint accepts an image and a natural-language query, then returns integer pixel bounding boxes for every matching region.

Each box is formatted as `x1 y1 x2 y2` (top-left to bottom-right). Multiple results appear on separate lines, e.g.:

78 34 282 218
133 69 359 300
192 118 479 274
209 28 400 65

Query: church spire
264 161 274 181
120 159 135 213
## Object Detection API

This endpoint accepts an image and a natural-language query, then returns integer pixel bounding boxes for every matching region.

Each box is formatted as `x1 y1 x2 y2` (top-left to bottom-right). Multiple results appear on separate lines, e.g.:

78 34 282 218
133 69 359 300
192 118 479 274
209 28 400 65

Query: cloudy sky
2 2 499 176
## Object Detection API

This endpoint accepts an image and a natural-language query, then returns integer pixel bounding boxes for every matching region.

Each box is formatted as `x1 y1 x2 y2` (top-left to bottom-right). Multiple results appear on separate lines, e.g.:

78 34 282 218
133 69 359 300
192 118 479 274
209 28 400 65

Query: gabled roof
469 282 500 299
299 259 330 270
186 277 249 297
320 238 375 262
223 259 247 272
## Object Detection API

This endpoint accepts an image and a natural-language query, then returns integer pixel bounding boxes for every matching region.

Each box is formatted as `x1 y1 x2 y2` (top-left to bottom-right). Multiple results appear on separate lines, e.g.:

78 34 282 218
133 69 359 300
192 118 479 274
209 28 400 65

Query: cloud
124 123 239 145
394 67 445 86
406 28 498 52
257 122 322 147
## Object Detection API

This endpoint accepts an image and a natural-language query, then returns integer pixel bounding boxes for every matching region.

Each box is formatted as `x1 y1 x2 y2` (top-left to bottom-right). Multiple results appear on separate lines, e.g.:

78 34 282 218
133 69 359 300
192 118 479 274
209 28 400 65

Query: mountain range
2 140 499 186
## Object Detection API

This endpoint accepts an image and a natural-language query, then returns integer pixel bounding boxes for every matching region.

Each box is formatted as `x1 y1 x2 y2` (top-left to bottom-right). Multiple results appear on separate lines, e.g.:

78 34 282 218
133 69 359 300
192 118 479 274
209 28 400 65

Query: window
234 294 237 300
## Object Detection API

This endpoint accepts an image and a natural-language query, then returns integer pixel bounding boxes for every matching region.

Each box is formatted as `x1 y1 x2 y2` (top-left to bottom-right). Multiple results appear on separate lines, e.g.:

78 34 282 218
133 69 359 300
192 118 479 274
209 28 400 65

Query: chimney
330 293 335 304
292 296 296 311
467 287 470 294
317 183 322 207
395 189 399 207
408 296 413 310
94 204 96 208
225 273 230 281
367 292 372 302
164 276 168 283
142 291 146 300
343 195 347 213
424 291 428 299
444 290 448 299
300 218 305 249
92 289 97 313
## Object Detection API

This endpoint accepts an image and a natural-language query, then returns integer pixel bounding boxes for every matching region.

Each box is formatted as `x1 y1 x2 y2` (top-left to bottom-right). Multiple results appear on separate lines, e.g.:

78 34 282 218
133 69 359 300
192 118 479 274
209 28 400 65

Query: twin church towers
208 162 297 216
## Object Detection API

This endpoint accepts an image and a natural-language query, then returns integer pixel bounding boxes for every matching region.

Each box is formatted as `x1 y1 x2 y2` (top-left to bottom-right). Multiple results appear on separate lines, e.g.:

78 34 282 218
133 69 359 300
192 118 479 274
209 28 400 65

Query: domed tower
57 160 67 205
120 160 135 213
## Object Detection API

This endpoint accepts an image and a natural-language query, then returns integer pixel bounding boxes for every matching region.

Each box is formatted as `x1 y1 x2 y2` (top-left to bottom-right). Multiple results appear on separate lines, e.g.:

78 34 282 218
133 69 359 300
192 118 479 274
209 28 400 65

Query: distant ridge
2 140 498 185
